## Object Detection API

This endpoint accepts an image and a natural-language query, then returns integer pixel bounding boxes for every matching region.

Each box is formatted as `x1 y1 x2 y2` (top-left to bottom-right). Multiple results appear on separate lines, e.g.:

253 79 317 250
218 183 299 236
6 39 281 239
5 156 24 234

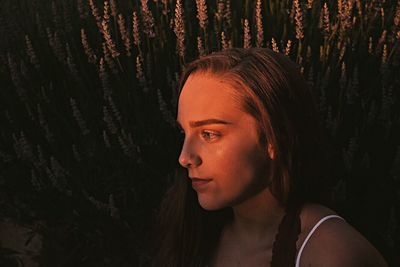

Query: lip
190 177 212 191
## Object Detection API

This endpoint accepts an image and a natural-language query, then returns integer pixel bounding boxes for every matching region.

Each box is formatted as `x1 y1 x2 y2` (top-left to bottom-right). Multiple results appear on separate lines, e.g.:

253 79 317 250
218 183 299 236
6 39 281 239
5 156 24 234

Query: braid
270 204 302 267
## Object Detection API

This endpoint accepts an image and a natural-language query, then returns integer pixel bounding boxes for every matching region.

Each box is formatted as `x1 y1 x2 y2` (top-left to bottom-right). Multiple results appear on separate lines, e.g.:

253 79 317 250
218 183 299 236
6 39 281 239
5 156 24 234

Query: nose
178 138 202 168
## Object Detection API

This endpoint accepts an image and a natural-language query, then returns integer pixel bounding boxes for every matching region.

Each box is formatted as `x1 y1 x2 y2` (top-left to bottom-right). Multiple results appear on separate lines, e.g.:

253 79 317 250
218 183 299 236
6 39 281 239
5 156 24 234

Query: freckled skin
177 73 272 211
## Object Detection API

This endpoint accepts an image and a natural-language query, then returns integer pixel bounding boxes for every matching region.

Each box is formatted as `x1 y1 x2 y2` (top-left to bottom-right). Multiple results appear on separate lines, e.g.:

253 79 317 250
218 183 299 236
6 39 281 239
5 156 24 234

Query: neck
227 187 285 245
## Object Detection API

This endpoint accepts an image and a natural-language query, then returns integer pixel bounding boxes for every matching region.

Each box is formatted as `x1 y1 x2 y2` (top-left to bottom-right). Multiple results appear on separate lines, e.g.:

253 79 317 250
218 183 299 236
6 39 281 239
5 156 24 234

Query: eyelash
177 129 220 142
201 131 219 141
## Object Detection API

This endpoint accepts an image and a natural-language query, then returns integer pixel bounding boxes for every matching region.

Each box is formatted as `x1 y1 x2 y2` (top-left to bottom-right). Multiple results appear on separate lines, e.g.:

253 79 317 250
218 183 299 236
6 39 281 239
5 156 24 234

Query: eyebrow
176 118 233 128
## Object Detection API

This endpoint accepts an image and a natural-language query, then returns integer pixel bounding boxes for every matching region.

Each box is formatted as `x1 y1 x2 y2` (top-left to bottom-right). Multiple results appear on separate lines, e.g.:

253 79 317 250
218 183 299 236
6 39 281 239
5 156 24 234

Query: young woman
149 48 388 267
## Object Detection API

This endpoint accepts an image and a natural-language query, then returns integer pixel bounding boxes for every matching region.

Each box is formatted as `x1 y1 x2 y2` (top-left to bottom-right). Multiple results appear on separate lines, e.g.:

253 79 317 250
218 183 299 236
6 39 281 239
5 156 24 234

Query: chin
197 196 228 211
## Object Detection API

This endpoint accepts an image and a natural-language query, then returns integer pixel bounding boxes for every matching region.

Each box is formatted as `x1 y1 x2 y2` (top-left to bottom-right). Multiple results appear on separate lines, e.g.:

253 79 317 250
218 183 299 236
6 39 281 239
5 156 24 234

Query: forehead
177 73 243 121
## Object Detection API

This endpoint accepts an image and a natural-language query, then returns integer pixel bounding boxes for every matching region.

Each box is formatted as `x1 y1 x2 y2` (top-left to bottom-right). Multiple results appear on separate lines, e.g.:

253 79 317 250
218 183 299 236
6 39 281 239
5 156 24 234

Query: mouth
190 177 212 191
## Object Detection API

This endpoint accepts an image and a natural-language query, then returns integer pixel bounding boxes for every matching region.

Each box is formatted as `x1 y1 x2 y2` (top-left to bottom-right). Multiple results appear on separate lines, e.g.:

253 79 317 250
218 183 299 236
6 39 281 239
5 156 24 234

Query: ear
267 143 275 160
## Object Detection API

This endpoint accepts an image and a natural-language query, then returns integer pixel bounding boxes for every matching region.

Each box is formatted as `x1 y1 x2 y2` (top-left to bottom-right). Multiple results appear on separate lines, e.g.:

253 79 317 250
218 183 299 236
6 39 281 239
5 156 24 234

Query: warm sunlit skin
177 72 274 211
177 72 289 265
176 72 388 267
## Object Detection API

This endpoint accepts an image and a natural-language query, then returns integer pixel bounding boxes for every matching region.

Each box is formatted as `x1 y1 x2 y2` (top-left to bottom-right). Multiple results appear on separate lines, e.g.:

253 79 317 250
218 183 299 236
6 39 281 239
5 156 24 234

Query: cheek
196 140 269 210
212 140 267 183
237 148 268 186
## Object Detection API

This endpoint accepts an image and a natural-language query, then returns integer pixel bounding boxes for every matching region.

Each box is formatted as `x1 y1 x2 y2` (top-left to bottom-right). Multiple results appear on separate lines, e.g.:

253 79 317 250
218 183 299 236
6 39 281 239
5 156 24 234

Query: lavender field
0 0 399 266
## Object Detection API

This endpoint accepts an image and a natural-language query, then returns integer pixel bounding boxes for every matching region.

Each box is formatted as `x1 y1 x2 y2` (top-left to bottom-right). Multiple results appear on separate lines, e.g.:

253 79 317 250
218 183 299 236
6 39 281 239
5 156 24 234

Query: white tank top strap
295 214 344 267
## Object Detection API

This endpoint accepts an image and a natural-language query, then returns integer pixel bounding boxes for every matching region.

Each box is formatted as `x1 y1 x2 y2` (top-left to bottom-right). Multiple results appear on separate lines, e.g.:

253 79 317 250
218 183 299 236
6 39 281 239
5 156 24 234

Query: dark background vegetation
0 0 399 266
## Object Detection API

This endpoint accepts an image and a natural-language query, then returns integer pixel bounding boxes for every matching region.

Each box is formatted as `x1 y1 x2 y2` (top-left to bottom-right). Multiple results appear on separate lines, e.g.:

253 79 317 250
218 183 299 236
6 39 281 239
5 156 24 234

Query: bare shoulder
298 203 388 267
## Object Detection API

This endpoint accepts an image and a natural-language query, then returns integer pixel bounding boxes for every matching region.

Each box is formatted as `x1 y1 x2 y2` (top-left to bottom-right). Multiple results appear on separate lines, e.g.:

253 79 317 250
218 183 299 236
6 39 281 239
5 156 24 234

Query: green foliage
0 0 399 266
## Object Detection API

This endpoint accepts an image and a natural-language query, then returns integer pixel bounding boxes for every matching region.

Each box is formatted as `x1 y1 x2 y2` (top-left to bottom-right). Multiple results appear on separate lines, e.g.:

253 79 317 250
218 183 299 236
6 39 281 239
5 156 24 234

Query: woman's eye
201 131 219 141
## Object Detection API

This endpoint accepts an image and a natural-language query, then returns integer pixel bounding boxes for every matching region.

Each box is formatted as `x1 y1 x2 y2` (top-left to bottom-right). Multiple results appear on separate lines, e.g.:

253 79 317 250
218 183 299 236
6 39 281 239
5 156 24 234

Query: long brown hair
149 48 337 267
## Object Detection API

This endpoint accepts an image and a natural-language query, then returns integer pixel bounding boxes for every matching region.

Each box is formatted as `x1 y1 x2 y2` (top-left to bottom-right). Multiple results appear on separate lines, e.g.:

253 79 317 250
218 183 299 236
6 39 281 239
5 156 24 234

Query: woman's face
177 72 273 210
